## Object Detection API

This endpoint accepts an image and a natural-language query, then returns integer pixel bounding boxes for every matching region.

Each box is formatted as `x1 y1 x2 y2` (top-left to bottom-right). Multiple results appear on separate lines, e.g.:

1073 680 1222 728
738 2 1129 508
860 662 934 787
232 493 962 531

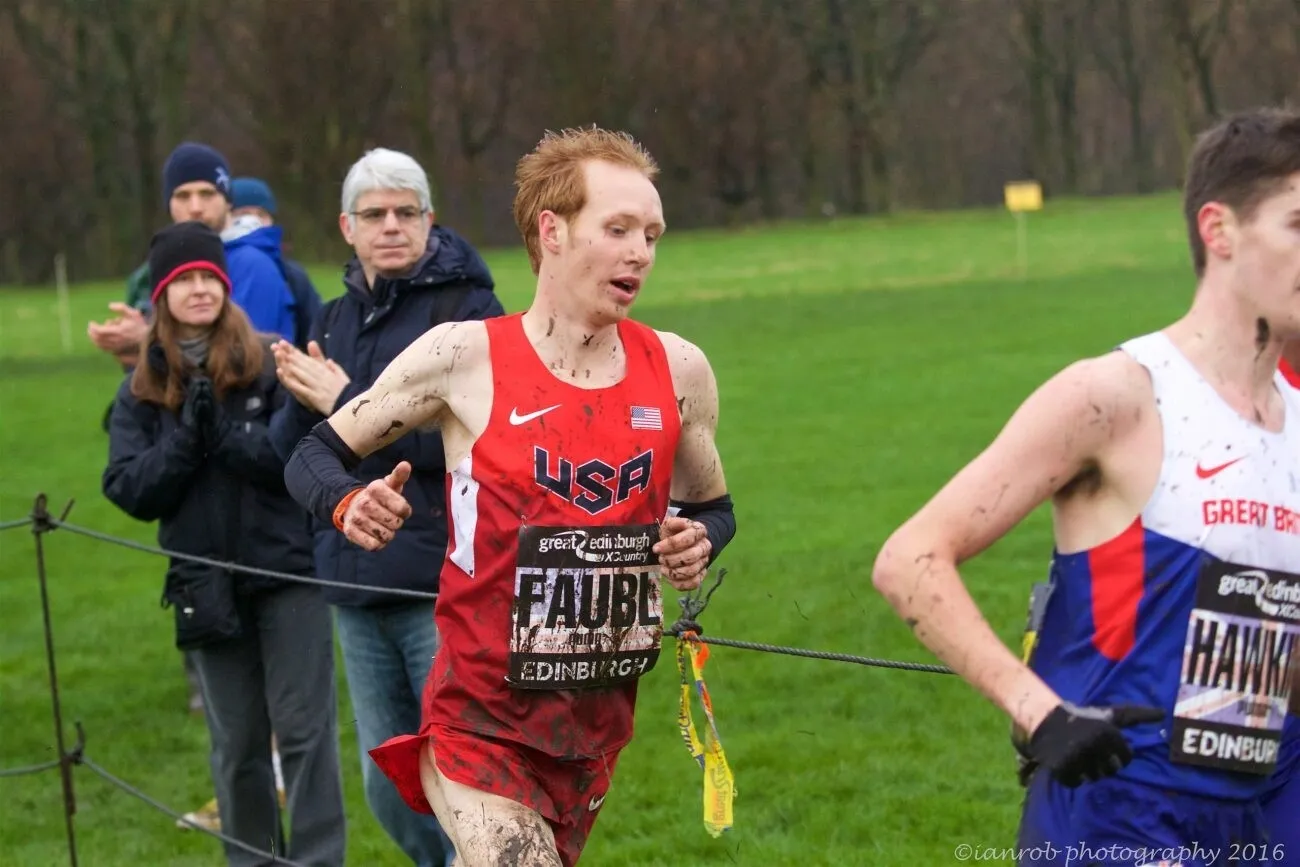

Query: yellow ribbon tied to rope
676 630 736 838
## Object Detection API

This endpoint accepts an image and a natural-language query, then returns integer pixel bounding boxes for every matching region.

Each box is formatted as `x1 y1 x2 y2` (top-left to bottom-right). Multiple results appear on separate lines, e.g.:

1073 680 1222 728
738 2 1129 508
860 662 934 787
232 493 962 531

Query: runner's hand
1027 701 1164 787
341 462 412 551
654 516 711 591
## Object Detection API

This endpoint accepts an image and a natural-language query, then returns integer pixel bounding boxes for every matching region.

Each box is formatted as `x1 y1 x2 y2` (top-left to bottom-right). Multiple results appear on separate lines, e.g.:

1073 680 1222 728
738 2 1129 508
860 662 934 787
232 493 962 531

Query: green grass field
0 193 1197 866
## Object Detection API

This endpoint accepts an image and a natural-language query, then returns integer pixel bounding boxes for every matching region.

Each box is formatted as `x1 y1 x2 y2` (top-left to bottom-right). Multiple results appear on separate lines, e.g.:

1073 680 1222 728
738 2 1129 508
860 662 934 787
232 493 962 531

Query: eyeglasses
349 206 426 226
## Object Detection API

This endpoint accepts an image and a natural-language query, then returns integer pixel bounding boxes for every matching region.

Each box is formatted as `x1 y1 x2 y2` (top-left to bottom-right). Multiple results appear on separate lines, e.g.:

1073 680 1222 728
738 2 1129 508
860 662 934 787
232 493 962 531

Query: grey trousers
190 581 346 867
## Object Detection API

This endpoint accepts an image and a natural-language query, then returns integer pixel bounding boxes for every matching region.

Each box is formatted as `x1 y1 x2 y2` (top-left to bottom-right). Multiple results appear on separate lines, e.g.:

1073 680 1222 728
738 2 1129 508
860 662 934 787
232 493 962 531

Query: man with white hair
269 148 504 867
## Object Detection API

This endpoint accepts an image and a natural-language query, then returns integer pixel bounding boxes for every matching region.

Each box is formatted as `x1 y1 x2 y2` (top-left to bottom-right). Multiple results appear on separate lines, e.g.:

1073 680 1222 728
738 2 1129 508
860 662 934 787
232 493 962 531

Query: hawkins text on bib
1172 557 1300 774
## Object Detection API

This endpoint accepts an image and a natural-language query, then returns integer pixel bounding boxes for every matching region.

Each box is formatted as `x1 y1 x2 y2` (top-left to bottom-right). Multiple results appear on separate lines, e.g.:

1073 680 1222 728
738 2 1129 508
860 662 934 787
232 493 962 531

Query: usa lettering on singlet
1171 559 1300 773
509 523 663 689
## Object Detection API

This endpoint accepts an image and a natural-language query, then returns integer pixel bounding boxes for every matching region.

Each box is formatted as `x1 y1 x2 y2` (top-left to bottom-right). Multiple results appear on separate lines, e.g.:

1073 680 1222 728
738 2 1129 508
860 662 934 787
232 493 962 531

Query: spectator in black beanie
101 221 346 867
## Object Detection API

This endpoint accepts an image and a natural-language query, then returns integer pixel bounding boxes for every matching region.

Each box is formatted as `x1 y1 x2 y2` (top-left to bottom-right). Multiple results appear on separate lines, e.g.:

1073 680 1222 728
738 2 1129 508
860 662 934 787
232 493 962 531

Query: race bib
1170 559 1300 775
508 523 662 690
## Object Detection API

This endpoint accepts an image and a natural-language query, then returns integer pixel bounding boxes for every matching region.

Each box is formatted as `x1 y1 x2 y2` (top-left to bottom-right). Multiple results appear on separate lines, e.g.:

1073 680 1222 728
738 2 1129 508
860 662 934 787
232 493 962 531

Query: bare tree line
2 0 1297 285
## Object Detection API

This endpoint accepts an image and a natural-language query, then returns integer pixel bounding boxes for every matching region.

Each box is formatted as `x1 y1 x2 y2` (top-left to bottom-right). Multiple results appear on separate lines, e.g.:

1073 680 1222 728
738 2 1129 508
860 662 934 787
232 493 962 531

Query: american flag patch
630 405 663 430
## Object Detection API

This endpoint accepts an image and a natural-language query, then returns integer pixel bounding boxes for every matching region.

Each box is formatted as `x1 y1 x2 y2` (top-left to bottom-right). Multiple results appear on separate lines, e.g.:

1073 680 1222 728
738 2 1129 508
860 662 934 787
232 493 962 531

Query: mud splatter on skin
546 317 555 337
446 340 468 378
402 390 440 412
582 333 594 347
495 819 556 864
351 399 370 417
970 482 1012 518
901 551 937 611
379 419 405 438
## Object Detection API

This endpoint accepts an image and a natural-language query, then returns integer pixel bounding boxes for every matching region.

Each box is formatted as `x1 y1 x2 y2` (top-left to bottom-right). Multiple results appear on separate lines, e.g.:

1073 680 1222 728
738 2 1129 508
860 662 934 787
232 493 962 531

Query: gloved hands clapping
1023 701 1164 787
181 377 216 433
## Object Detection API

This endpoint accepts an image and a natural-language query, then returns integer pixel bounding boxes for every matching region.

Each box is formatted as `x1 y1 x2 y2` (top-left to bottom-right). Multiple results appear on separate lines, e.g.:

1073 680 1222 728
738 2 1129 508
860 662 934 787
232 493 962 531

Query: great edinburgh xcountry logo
535 528 654 565
1217 569 1300 619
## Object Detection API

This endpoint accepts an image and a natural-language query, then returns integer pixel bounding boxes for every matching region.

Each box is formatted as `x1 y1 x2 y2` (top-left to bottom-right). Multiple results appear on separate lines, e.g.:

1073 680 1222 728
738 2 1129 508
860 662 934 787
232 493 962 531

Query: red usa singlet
426 312 682 759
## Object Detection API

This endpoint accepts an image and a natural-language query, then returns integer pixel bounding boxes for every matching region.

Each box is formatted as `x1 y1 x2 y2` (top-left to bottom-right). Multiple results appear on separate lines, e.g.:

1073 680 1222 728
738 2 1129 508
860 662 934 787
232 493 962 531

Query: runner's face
1226 173 1300 338
558 161 664 326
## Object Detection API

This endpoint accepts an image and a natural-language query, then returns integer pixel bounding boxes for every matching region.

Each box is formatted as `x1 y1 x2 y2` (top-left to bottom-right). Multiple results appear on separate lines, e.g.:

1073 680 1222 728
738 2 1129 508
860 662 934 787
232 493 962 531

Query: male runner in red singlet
283 127 736 866
874 108 1300 864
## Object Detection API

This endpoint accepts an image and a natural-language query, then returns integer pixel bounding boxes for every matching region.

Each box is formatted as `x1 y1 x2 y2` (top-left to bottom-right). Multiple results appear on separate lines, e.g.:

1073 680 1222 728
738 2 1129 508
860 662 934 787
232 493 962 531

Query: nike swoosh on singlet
1195 456 1246 479
509 404 562 425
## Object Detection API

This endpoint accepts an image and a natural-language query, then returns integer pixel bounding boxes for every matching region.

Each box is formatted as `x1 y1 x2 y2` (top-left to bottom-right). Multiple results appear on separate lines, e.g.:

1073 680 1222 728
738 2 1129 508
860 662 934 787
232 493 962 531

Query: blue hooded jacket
223 227 300 343
270 224 505 608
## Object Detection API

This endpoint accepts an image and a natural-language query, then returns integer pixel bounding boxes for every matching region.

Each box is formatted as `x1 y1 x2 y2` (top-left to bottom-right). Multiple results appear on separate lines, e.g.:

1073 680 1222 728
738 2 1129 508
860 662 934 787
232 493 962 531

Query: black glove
1023 701 1165 788
181 377 215 433
205 394 232 449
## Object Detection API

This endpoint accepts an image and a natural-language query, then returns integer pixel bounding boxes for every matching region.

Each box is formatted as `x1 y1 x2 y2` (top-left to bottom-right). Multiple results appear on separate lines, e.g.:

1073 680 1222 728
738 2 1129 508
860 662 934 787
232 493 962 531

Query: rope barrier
47 519 440 602
665 569 955 675
11 507 955 673
39 516 953 673
77 755 306 866
665 631 955 674
0 758 61 778
0 717 303 866
1 493 959 865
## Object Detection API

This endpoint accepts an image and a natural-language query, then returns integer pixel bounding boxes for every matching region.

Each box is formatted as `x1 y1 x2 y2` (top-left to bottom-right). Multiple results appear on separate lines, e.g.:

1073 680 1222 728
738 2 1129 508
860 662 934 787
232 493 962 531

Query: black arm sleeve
283 419 366 526
670 493 736 565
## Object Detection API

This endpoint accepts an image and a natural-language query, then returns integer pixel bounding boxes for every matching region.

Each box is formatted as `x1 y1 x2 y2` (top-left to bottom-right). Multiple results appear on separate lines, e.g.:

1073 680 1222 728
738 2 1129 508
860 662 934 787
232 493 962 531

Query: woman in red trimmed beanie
101 221 346 866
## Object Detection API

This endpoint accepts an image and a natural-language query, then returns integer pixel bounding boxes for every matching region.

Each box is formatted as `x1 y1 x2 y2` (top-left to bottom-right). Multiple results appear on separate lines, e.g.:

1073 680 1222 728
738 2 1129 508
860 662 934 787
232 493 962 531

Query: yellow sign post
1004 181 1043 278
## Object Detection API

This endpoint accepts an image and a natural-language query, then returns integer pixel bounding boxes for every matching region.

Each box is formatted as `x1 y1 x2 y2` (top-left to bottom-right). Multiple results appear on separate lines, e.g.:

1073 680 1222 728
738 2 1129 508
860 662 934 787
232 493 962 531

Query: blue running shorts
1016 772 1274 866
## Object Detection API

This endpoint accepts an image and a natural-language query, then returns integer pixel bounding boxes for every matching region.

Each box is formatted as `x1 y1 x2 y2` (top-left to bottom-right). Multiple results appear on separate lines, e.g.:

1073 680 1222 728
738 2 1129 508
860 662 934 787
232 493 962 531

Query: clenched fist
340 462 413 552
653 516 712 591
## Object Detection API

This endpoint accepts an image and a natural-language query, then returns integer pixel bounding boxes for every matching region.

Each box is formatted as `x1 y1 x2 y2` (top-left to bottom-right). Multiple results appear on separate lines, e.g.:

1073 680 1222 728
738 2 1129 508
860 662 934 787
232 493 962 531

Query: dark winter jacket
270 224 505 608
103 339 315 645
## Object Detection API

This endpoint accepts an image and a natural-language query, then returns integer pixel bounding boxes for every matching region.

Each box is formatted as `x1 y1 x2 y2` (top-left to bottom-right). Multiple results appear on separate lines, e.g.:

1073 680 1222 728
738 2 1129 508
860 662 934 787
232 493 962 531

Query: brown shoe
176 797 220 832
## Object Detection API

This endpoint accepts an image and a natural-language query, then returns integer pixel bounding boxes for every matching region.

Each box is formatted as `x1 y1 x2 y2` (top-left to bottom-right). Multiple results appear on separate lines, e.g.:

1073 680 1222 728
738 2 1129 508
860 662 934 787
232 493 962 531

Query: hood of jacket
224 224 286 270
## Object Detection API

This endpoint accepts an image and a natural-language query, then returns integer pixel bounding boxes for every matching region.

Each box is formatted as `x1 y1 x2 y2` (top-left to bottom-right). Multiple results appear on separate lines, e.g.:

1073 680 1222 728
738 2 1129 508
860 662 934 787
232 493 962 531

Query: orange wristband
333 488 363 532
